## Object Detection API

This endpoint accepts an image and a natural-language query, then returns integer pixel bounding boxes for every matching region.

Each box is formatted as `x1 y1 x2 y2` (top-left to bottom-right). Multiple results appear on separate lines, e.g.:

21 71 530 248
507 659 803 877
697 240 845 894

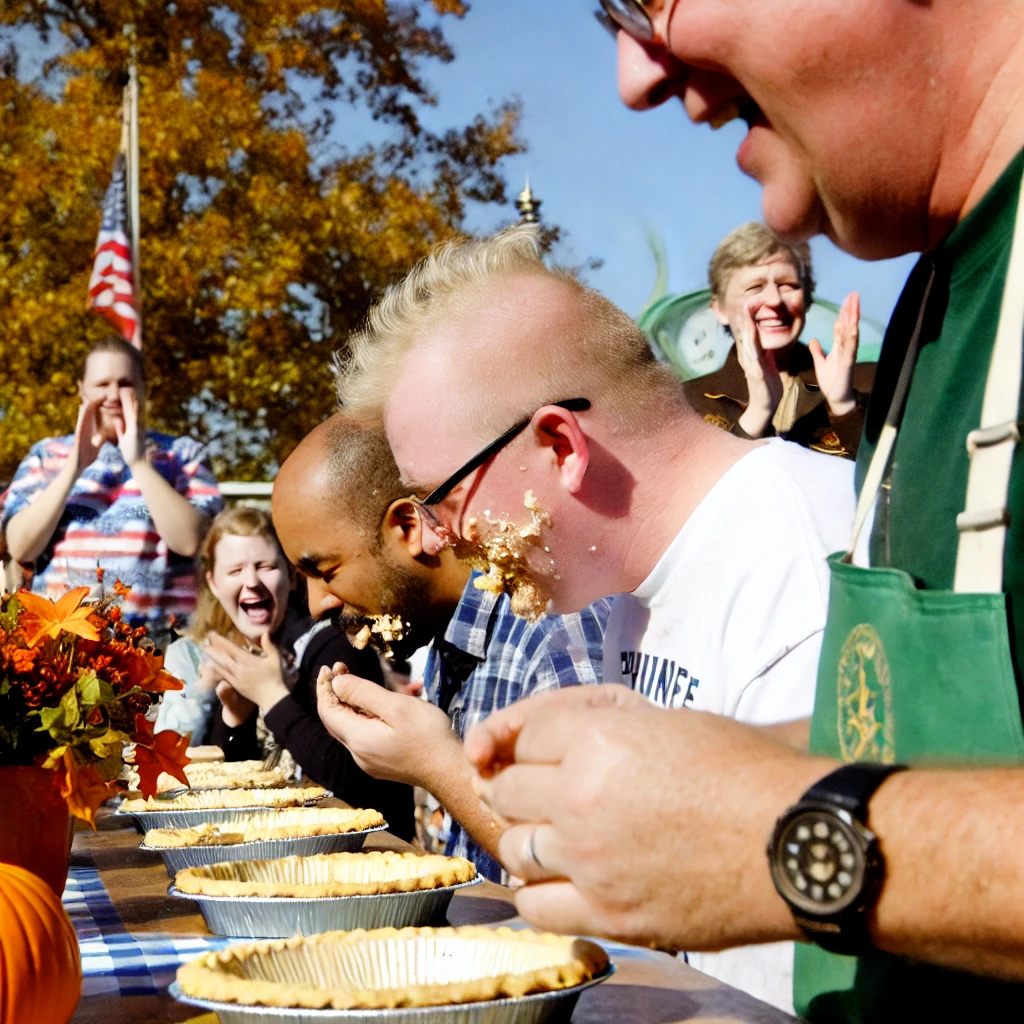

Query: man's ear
380 498 448 559
532 407 590 495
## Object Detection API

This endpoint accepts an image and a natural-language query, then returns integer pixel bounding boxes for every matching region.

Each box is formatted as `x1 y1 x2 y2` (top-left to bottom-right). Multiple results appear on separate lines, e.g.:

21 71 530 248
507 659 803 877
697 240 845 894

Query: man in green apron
456 2 1024 1021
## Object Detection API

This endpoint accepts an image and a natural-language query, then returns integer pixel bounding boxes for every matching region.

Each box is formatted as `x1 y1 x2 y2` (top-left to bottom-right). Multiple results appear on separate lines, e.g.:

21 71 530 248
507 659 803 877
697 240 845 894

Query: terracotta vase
0 766 74 895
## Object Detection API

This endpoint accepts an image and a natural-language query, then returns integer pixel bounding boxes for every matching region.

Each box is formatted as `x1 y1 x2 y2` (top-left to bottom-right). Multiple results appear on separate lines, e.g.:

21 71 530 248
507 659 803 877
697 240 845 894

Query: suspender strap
953 171 1024 594
847 264 936 559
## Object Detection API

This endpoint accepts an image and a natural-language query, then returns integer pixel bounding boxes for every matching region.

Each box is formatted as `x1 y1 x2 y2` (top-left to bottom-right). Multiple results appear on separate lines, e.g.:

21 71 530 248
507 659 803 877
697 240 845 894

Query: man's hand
5 397 106 562
73 398 104 473
465 684 829 951
735 305 784 437
205 632 290 713
115 386 149 469
316 664 460 788
809 291 860 418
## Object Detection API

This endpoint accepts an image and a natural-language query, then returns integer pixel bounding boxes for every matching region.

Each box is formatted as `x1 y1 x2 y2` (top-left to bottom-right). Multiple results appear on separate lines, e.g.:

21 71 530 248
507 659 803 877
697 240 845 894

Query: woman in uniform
685 222 873 458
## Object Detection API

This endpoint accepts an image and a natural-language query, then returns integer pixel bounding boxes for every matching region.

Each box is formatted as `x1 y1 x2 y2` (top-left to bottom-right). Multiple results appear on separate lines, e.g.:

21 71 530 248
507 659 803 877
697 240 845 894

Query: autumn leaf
18 588 101 647
132 713 191 797
40 743 69 771
87 727 127 760
59 748 117 828
37 685 81 736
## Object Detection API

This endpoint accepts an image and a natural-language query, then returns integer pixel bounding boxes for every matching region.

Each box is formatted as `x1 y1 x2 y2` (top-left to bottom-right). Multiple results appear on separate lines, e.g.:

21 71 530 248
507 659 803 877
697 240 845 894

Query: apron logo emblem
836 623 895 763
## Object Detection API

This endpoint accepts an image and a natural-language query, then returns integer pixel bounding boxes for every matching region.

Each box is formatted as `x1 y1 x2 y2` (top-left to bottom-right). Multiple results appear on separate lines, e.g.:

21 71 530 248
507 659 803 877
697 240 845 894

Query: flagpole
127 50 142 347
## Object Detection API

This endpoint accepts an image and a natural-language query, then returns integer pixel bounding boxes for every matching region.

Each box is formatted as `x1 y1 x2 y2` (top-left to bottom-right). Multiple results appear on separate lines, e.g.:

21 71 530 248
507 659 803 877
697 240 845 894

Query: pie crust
144 807 384 848
128 759 292 794
121 784 328 813
185 745 225 763
173 850 476 898
175 925 608 1009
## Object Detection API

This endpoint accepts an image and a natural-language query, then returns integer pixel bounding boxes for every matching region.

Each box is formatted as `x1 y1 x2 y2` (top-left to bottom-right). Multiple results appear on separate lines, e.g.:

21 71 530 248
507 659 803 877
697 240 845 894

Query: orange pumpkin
0 863 81 1024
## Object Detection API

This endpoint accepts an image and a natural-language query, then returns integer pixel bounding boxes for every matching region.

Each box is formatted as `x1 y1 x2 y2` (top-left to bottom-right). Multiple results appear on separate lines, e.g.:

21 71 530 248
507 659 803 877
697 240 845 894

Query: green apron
795 168 1024 1022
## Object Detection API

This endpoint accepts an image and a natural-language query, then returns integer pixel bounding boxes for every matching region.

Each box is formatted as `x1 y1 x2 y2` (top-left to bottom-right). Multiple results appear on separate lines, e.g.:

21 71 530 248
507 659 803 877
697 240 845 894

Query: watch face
771 808 867 915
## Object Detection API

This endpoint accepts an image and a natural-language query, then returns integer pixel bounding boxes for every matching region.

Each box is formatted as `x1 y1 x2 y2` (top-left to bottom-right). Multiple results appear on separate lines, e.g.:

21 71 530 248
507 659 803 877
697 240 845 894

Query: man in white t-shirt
328 226 854 1013
605 438 851 723
602 437 850 1010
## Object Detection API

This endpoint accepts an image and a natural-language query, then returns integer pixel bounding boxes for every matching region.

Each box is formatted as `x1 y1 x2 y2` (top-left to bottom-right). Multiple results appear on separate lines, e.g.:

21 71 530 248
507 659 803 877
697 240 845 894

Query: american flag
88 153 139 347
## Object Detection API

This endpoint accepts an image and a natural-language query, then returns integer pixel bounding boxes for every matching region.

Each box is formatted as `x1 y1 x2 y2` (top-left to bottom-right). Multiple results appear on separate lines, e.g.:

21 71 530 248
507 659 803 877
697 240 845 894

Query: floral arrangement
0 572 190 825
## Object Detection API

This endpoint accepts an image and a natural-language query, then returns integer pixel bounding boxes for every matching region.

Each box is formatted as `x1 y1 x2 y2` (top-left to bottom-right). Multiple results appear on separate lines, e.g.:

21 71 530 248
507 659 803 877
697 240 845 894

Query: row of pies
144 806 385 848
122 782 329 812
130 761 610 1012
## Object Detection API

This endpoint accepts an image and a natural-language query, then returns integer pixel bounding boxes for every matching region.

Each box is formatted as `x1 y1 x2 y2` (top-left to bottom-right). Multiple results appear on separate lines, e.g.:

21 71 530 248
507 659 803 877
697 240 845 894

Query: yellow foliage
0 0 524 483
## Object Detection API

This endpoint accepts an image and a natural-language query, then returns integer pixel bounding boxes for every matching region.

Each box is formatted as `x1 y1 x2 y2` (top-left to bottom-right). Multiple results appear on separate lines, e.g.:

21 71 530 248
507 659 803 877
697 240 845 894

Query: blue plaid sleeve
520 597 612 695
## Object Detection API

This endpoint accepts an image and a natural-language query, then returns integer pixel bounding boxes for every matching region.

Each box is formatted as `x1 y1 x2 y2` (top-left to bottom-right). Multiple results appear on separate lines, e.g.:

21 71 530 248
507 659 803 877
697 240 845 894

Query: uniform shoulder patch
703 413 733 432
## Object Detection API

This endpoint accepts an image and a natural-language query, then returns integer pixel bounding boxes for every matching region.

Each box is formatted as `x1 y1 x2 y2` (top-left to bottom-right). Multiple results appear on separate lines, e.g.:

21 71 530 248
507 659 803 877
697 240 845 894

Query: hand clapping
72 398 105 473
115 385 150 468
809 291 861 418
736 304 785 437
204 632 289 717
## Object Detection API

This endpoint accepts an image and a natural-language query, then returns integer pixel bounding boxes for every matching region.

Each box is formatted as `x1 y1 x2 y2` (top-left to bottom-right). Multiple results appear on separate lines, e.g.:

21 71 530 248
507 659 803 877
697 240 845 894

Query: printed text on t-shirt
620 651 699 709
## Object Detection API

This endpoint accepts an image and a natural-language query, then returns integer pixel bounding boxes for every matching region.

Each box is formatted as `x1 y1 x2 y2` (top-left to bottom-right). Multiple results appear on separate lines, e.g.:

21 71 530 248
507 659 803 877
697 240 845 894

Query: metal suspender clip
957 507 1011 532
965 421 1021 454
956 420 1020 532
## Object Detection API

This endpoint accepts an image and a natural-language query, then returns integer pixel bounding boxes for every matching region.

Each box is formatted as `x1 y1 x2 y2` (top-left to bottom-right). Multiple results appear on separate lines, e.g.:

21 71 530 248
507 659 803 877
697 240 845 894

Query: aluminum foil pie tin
113 797 329 833
169 963 614 1024
168 877 484 937
141 825 388 876
114 806 267 833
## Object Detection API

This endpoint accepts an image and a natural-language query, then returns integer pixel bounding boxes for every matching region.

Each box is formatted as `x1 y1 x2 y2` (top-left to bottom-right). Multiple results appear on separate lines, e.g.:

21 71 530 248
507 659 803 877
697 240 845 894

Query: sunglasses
420 398 591 507
595 0 655 42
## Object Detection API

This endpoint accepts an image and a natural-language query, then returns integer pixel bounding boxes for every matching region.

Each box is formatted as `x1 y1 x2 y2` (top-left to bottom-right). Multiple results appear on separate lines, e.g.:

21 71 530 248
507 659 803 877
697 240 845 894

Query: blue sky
415 0 919 327
14 1 920 329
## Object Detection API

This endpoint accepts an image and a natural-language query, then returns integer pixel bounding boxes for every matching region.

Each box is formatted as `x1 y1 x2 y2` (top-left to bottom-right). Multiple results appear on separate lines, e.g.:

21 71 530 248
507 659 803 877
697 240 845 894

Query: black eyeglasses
595 0 655 42
420 399 591 506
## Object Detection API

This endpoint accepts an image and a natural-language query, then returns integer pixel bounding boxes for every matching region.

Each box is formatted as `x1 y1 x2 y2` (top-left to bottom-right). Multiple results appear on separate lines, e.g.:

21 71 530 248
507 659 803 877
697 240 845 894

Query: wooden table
69 811 795 1024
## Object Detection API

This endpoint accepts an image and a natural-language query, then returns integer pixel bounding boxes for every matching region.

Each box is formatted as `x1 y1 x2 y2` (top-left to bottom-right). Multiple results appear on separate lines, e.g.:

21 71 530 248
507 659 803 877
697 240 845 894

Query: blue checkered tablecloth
63 863 230 998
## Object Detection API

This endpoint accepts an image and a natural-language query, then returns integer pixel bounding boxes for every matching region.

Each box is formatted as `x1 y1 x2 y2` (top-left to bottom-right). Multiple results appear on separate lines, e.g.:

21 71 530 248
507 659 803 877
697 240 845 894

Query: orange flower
112 580 131 597
17 588 101 647
85 640 183 695
9 647 41 674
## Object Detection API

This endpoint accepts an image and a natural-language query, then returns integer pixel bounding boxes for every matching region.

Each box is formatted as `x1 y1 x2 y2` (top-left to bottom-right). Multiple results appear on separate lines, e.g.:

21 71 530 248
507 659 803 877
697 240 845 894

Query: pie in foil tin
114 786 330 832
168 851 480 937
141 807 388 876
171 925 613 1022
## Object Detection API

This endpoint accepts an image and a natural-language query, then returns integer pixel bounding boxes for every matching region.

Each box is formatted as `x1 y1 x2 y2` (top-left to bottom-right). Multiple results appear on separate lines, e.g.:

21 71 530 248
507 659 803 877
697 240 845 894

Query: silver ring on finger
524 826 547 872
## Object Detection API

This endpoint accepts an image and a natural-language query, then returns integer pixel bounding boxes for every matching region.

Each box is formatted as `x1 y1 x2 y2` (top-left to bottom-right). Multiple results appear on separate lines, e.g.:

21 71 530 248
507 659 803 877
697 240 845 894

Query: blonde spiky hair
333 223 684 435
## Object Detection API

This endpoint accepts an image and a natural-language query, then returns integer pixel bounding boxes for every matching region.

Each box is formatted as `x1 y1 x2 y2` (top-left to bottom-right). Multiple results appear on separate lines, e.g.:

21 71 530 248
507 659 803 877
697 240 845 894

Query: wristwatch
767 762 907 956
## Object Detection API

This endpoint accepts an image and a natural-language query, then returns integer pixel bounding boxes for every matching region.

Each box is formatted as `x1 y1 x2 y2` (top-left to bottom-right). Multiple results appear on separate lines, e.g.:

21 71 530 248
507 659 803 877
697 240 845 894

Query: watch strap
803 762 908 820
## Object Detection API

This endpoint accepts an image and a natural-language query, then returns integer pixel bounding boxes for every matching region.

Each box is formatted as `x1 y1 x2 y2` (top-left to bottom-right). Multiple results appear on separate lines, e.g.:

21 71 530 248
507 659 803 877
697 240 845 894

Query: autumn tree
0 0 525 482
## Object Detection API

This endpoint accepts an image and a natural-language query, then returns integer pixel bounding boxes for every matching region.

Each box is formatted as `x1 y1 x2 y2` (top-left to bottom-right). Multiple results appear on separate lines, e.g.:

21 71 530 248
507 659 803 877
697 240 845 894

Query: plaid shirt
425 573 610 880
2 432 222 636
